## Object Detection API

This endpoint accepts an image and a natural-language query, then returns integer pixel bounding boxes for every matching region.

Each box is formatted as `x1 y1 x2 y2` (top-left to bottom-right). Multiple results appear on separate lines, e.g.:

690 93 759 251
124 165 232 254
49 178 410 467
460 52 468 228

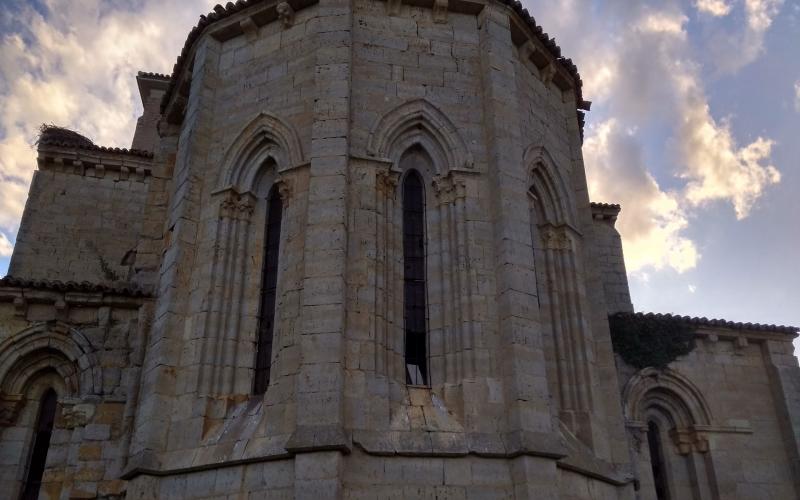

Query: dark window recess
402 170 428 385
254 185 283 394
648 420 671 500
21 388 58 500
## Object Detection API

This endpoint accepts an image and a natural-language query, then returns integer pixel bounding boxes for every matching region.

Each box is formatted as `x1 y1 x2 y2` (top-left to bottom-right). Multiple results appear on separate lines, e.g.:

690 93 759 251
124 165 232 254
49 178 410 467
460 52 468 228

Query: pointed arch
624 368 713 428
367 99 473 173
525 145 577 226
219 112 306 191
0 322 99 399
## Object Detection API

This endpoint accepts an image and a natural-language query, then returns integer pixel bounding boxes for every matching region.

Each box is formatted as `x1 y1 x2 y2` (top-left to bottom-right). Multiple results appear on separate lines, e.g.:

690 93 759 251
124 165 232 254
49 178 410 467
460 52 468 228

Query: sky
0 0 797 347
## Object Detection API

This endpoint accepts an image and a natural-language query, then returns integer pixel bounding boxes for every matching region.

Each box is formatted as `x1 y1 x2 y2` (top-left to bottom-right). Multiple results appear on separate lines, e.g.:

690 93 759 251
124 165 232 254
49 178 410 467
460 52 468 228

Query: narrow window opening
254 185 283 394
647 420 670 500
21 388 58 500
402 170 428 385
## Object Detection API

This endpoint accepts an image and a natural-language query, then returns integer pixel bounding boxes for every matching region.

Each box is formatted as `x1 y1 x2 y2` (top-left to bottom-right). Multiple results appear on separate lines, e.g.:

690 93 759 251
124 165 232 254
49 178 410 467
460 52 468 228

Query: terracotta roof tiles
0 276 152 298
158 0 588 122
614 312 798 336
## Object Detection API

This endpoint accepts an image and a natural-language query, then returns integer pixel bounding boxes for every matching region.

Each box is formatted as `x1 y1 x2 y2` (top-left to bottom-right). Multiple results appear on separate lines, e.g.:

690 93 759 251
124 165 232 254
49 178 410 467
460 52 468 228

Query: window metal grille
254 185 282 394
402 170 428 385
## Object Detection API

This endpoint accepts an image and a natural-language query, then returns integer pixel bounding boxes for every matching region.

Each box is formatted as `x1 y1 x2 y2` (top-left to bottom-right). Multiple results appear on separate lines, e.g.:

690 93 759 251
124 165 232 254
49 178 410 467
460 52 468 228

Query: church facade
1 0 798 498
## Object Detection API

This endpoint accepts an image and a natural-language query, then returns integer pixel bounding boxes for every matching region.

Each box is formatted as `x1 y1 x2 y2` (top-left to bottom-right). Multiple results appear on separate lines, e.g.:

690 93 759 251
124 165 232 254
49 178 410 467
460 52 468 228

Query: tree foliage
609 313 696 370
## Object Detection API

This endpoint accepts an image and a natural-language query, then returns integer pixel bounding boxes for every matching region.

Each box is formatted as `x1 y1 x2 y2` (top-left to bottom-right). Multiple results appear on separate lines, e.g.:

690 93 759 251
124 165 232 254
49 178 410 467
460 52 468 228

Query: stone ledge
352 429 568 459
286 424 351 454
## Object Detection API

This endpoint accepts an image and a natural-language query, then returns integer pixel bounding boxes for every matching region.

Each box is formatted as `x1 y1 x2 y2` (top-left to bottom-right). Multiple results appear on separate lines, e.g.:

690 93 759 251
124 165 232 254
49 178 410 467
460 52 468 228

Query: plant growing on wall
609 313 696 369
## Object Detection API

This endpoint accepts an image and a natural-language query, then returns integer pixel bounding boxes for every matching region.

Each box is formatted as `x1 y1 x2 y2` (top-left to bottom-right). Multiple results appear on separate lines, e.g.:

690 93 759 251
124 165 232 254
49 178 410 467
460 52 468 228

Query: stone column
477 5 561 497
288 0 353 497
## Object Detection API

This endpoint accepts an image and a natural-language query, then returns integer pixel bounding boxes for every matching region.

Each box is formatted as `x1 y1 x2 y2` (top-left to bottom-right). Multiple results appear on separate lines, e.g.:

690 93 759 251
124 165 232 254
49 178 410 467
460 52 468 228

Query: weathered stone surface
0 0 798 499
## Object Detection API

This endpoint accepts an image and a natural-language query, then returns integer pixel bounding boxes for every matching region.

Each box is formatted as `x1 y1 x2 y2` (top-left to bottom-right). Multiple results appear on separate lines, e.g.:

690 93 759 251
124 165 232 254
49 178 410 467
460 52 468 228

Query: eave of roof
0 276 152 298
37 138 154 159
590 202 621 211
158 0 589 117
613 312 799 336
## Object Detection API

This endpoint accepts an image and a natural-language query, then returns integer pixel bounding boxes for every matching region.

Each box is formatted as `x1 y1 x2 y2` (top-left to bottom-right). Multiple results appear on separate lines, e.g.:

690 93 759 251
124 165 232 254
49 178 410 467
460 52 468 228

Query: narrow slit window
647 420 670 500
254 185 283 394
21 388 58 500
402 170 428 385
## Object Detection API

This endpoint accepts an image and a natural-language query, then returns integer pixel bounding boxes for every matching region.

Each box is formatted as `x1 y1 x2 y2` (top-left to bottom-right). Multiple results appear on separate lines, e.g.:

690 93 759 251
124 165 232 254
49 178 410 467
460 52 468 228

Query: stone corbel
55 298 69 322
386 0 402 16
541 64 557 86
520 40 537 61
734 335 748 355
240 17 259 42
276 2 295 28
13 296 26 318
433 0 448 23
0 394 24 426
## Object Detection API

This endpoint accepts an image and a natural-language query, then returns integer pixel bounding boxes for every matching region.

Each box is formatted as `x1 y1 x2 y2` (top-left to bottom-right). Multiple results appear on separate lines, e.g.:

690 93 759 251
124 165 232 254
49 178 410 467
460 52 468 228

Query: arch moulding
0 321 100 400
367 99 474 173
524 144 577 226
219 112 306 192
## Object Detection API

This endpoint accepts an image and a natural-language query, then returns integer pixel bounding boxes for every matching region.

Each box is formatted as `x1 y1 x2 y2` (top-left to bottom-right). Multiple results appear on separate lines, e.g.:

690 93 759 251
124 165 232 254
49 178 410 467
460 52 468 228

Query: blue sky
0 1 797 345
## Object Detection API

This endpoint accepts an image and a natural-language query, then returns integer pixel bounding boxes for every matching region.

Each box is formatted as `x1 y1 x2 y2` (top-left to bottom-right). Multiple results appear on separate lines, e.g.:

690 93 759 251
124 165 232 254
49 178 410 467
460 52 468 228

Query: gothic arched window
21 388 58 500
402 169 428 385
647 420 670 500
253 185 283 394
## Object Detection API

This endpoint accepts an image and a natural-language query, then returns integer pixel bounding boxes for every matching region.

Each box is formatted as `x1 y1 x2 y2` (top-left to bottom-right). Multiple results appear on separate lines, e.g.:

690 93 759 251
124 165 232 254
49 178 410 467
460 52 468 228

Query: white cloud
584 120 699 274
746 0 783 30
0 232 12 258
0 0 216 251
794 80 800 112
696 0 732 17
707 0 785 74
527 0 782 273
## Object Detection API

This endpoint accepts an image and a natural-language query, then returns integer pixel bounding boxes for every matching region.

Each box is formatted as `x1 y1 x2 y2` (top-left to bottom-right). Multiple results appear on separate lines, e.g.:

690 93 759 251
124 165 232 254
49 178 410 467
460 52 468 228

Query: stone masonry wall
10 154 150 284
619 329 800 499
0 284 148 500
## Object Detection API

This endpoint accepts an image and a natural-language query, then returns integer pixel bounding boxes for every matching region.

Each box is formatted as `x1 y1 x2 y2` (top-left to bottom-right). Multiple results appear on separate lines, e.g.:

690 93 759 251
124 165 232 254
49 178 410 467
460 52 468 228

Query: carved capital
670 428 709 455
376 170 400 198
277 2 295 28
0 394 24 426
540 224 573 251
432 172 465 204
275 177 293 205
220 191 240 219
61 403 95 429
219 189 257 220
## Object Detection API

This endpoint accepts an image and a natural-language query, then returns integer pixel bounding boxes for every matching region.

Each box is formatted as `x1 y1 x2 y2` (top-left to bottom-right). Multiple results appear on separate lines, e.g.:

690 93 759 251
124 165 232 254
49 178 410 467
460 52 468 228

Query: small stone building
1 0 798 499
